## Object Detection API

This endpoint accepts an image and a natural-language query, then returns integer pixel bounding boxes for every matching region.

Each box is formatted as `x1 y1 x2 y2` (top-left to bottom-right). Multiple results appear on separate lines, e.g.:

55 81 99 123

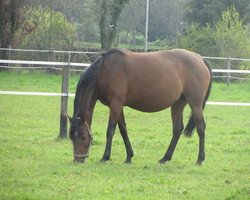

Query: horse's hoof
158 159 167 164
195 159 204 165
124 159 132 164
99 158 108 163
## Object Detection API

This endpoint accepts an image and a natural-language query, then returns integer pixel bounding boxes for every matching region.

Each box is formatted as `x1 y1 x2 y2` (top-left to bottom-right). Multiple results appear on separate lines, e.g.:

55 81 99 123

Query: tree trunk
99 0 129 50
0 0 24 59
99 0 109 50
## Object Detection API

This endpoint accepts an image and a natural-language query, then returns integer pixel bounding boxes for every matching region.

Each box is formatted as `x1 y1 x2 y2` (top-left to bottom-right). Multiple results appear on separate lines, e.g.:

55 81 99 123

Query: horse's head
68 116 92 163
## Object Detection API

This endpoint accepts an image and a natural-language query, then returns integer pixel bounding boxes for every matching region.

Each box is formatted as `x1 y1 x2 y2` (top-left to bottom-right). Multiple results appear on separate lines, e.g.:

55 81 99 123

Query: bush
179 7 250 70
17 6 77 50
118 30 145 46
213 6 250 60
179 23 219 57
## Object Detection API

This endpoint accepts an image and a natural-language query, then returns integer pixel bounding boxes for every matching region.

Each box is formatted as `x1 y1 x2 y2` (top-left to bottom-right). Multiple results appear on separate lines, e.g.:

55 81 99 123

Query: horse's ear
67 114 72 122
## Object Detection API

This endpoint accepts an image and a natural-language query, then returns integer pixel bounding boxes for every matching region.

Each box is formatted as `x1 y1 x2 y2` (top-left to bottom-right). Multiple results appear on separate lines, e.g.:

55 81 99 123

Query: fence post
49 49 55 73
8 46 11 61
226 58 231 86
6 47 11 68
59 53 70 138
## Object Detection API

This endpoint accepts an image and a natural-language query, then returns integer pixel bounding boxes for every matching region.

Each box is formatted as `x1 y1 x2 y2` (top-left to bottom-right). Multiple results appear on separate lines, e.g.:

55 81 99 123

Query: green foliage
76 22 99 43
10 0 250 52
214 7 250 59
179 23 219 56
18 6 77 50
151 38 172 50
179 7 250 65
0 71 250 199
186 0 250 26
119 30 145 47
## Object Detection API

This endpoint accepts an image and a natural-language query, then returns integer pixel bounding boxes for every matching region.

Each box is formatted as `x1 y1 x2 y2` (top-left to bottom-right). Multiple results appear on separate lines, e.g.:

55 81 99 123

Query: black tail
183 58 212 137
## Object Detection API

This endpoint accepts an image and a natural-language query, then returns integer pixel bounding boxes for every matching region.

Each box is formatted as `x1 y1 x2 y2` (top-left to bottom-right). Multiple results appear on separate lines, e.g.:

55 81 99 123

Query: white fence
0 51 250 137
203 56 250 84
0 59 90 68
1 91 250 106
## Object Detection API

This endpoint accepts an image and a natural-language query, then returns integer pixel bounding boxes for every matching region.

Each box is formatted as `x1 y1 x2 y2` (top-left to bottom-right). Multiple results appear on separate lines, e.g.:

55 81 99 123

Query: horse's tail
183 58 212 137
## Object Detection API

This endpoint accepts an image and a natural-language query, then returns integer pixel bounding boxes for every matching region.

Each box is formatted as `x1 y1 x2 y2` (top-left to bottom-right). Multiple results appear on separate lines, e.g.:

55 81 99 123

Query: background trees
180 6 250 60
185 0 250 26
0 0 249 59
119 0 185 48
17 6 77 50
214 7 250 59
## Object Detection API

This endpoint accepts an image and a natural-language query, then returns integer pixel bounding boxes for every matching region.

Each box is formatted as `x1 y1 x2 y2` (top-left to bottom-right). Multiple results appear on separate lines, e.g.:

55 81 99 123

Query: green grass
0 71 249 200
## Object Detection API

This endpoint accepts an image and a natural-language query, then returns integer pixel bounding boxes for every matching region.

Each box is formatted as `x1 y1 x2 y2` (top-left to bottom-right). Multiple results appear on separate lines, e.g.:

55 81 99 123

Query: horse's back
97 49 211 112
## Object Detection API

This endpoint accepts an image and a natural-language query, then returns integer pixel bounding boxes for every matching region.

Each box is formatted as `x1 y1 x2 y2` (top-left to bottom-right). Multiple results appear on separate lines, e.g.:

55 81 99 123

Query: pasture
0 71 249 200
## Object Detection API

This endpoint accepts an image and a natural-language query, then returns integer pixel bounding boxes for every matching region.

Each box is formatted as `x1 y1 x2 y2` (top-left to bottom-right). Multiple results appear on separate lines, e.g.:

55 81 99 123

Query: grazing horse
68 48 212 165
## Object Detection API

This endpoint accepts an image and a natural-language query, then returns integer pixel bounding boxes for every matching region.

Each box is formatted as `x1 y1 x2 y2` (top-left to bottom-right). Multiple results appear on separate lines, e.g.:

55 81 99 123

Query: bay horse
68 48 212 165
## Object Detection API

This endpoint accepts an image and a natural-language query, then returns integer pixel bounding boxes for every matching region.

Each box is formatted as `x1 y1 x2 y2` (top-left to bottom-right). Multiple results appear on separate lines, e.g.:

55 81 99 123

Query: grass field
0 71 249 200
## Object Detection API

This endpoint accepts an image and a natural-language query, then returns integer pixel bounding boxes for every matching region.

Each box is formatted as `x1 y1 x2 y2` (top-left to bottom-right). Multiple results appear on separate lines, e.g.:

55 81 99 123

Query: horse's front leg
100 100 123 163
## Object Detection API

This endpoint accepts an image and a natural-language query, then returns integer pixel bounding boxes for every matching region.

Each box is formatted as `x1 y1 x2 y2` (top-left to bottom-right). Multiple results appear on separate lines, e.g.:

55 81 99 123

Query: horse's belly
127 101 169 112
125 73 183 112
126 91 180 112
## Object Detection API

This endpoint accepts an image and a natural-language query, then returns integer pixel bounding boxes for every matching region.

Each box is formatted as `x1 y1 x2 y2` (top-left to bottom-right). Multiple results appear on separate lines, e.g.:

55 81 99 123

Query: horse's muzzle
73 153 88 163
74 156 86 163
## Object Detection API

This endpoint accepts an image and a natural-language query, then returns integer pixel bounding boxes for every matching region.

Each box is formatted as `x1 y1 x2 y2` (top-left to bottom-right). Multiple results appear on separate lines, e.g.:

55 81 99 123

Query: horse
68 48 212 165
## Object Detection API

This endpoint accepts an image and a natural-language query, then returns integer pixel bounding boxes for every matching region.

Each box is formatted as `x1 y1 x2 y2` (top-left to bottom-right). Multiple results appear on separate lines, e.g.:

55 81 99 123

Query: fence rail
1 59 250 74
203 56 250 62
212 69 250 74
1 91 250 107
0 47 100 55
0 59 90 67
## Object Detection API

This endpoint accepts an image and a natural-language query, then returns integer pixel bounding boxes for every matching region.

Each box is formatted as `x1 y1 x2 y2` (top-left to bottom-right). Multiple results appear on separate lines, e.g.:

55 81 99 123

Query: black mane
73 56 103 117
79 56 103 87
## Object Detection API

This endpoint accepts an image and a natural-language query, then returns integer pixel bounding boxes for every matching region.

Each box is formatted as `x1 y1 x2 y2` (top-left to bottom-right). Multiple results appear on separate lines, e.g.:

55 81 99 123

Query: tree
18 6 77 50
119 0 185 44
213 6 250 60
186 0 250 26
0 0 25 58
118 0 147 46
25 0 99 46
179 23 219 56
179 6 250 69
96 0 129 50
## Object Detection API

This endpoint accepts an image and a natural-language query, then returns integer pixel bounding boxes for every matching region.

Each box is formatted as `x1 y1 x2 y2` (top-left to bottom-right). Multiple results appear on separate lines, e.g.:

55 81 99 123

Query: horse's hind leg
118 109 134 164
159 97 186 164
190 105 206 165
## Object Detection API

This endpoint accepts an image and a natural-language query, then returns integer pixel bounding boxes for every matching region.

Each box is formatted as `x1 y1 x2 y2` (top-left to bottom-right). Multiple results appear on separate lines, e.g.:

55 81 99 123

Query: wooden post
7 47 11 69
59 53 70 138
226 58 231 86
8 46 11 61
48 49 55 73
